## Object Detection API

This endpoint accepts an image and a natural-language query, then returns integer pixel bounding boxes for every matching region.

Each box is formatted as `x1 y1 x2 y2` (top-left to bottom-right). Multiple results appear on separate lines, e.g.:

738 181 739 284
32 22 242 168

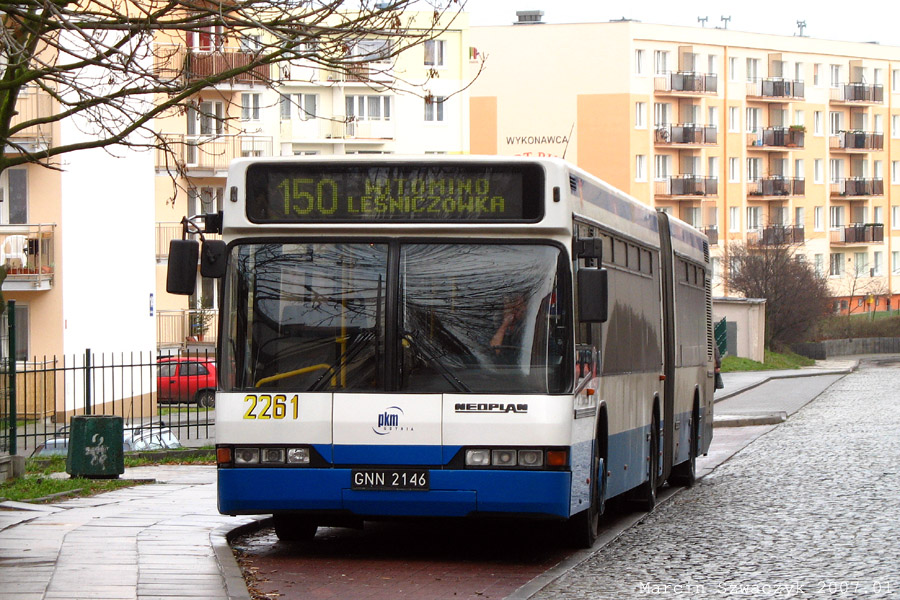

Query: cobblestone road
534 358 900 600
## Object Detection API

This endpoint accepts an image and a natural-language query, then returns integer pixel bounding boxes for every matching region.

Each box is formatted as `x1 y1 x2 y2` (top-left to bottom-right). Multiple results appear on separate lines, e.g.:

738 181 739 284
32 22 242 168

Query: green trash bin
66 415 125 479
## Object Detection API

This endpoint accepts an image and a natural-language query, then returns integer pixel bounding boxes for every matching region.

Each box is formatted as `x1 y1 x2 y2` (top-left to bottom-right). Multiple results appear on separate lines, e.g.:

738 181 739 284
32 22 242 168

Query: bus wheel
632 414 659 512
567 442 606 548
273 515 318 542
669 407 698 488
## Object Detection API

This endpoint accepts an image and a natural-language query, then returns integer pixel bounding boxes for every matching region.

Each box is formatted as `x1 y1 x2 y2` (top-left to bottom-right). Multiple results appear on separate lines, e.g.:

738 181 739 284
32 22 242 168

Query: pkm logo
373 406 405 436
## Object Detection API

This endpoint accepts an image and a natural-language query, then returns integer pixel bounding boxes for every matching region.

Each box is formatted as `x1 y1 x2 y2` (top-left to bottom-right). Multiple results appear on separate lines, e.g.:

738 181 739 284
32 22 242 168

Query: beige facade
469 20 900 313
153 12 471 349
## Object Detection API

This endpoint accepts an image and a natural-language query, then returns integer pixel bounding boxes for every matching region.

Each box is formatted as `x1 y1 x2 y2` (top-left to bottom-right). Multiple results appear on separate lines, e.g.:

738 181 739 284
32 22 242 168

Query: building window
854 252 868 277
351 39 390 63
241 93 260 121
708 54 718 75
729 206 740 232
635 155 647 181
654 155 671 180
746 58 759 82
189 186 224 215
830 205 845 228
728 106 739 132
893 251 900 274
635 102 646 128
708 106 719 129
830 64 841 87
814 206 824 231
729 157 739 182
708 157 718 180
280 93 318 121
795 206 805 228
830 253 844 277
424 96 445 121
874 206 883 225
829 111 842 135
814 254 824 276
874 251 884 276
893 115 900 138
746 107 760 133
653 103 670 126
814 111 823 136
874 69 883 86
795 62 803 81
187 101 224 136
746 206 761 230
892 206 900 230
728 57 738 82
424 39 445 67
814 159 823 184
813 64 821 86
794 159 804 179
654 50 668 75
746 158 762 181
347 95 392 121
893 162 900 185
635 49 645 75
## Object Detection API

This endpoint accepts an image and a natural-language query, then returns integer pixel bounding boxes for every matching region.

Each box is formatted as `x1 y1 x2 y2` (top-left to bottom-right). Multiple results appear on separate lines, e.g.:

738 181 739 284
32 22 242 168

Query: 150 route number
243 394 299 420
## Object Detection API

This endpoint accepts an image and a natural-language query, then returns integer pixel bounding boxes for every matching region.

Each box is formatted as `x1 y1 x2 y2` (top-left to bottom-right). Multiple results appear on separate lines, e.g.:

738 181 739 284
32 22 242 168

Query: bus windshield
222 242 571 394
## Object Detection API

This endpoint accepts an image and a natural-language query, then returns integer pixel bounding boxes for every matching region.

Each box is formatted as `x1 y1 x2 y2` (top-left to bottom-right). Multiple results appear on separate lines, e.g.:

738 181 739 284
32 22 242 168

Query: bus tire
273 515 318 542
669 403 698 488
632 412 659 512
566 439 606 549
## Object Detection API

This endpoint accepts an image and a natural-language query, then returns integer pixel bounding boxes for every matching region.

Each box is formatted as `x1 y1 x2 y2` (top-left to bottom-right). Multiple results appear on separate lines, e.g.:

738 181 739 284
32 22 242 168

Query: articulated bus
167 155 714 548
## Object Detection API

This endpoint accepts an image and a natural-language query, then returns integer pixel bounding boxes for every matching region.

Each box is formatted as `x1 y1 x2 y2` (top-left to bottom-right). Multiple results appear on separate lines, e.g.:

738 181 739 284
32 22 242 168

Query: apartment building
469 16 900 313
2 92 156 362
153 12 471 348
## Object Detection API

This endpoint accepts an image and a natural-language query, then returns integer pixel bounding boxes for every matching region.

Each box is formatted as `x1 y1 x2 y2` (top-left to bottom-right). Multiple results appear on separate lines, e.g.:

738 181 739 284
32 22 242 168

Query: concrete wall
794 337 900 359
713 297 766 362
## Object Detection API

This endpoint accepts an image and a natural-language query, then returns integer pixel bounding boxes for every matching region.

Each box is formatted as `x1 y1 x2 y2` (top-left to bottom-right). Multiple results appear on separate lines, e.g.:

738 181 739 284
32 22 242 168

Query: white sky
458 0 900 47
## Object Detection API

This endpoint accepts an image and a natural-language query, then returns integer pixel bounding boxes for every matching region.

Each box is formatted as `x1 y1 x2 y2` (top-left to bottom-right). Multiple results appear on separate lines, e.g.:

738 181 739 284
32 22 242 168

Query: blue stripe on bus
218 468 571 518
332 444 444 465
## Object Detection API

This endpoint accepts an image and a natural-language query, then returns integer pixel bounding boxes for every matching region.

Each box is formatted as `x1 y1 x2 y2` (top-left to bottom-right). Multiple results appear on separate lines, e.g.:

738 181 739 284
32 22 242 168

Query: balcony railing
654 124 717 145
5 90 53 152
654 71 717 94
829 223 884 245
157 309 219 348
154 46 270 86
702 226 719 246
747 177 805 198
747 127 805 149
830 131 884 151
748 225 805 246
830 178 884 197
156 134 273 172
0 223 55 291
655 176 718 197
322 64 395 84
746 78 805 100
831 83 884 104
156 222 221 260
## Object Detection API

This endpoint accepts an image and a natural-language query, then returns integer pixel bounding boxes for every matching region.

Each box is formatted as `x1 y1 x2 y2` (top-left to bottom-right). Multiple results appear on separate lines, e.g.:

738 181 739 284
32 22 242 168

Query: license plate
351 468 430 491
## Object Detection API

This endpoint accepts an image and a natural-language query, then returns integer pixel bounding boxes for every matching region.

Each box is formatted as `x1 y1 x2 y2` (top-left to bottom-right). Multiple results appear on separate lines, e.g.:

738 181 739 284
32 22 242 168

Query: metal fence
2 302 214 457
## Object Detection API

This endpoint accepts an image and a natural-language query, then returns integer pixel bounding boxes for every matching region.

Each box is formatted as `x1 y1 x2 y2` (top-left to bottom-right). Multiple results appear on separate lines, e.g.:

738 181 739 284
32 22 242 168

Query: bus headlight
262 448 285 464
518 449 544 467
287 448 310 464
465 449 492 466
234 448 260 465
492 449 517 467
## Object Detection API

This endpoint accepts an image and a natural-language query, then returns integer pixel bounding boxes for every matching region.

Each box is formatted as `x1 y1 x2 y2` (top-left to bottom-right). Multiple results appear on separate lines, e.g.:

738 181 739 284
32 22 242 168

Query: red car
157 357 217 407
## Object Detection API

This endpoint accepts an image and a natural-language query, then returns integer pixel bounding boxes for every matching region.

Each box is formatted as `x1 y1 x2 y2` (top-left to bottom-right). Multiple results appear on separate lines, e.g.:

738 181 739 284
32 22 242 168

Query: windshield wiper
403 331 470 393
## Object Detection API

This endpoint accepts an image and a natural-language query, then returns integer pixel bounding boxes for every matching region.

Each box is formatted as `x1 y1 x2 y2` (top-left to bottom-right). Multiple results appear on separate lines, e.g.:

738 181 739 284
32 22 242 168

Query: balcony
746 78 805 101
830 223 884 245
655 176 718 198
654 124 717 146
0 224 55 291
702 226 719 246
322 64 395 84
830 83 883 104
154 46 270 87
157 309 219 349
155 134 273 173
830 178 883 198
829 131 884 152
654 71 717 95
748 225 805 246
747 177 805 199
747 127 805 150
156 222 221 261
5 90 53 154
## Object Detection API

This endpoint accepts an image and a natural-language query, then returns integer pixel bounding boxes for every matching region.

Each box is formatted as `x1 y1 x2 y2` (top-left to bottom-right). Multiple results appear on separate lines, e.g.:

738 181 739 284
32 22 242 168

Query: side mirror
200 240 227 278
577 268 608 323
166 240 199 295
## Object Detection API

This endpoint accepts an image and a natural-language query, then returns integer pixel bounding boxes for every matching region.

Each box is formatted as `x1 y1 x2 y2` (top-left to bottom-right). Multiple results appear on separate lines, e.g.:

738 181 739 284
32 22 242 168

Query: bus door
656 212 677 482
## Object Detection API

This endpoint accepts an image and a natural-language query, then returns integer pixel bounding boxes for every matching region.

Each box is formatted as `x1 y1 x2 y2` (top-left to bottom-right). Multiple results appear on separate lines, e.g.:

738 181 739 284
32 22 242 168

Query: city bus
167 155 715 548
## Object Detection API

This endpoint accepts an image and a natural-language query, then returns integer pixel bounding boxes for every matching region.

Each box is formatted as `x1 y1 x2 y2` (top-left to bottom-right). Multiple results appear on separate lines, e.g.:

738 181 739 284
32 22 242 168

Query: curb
714 412 787 427
714 363 857 403
211 516 272 600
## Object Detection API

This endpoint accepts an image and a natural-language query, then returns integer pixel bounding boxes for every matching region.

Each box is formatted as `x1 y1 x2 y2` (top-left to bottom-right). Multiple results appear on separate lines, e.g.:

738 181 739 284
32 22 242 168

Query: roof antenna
796 20 807 37
719 15 731 29
698 16 708 28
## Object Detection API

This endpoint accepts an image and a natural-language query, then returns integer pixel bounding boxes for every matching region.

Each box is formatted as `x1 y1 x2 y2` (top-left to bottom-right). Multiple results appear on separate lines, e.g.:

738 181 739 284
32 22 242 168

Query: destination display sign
245 162 545 223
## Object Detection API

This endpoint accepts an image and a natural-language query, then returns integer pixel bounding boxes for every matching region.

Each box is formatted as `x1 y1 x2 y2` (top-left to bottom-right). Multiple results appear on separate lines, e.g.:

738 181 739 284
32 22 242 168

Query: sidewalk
0 357 865 600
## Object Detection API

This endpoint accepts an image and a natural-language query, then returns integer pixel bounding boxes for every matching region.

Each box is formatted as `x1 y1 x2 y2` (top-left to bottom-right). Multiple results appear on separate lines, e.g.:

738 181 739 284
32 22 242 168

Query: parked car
30 422 183 457
157 356 217 407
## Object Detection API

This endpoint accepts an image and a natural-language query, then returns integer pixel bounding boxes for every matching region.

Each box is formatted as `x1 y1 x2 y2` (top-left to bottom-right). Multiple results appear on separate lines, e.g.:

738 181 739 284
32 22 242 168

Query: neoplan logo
454 403 528 414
